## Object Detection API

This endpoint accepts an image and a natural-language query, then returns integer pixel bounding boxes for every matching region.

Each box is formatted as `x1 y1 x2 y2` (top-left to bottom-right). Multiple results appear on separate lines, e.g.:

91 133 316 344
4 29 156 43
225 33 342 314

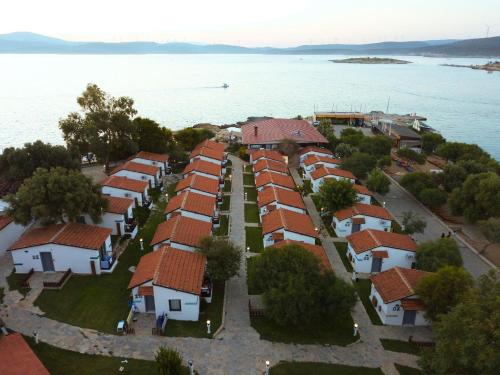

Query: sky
1 0 500 46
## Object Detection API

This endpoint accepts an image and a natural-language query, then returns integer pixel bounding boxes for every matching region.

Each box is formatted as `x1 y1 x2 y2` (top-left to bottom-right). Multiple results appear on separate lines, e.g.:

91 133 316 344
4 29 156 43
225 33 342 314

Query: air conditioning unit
125 193 131 198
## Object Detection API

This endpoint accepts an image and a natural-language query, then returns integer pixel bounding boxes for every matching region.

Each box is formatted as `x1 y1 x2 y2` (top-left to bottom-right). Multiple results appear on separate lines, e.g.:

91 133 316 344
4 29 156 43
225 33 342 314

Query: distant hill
0 32 499 57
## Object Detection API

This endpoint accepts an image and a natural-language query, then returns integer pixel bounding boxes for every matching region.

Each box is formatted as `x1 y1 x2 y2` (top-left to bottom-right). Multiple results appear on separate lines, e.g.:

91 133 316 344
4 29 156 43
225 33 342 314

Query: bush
400 172 437 197
401 211 427 234
377 155 392 168
341 152 377 179
416 238 463 272
315 178 357 212
358 135 393 158
397 147 426 164
478 217 500 243
366 170 390 195
422 132 445 154
418 188 447 209
238 146 249 161
335 143 357 158
198 237 241 281
155 347 183 375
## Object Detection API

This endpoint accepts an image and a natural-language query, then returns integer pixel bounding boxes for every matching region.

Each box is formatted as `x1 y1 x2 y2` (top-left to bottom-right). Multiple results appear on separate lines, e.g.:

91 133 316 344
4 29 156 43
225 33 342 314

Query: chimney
254 126 258 136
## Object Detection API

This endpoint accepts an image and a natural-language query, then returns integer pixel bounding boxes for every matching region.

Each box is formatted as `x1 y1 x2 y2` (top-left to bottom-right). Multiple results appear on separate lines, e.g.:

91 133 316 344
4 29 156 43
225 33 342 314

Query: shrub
341 152 377 179
397 147 426 164
400 172 437 197
418 188 447 209
366 170 390 195
416 238 463 272
377 155 392 168
155 347 183 375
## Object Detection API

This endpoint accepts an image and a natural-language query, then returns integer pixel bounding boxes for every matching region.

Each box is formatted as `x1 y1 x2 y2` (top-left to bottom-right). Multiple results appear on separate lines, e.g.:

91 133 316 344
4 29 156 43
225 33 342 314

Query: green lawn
214 215 229 236
380 339 422 356
165 281 225 338
245 227 264 253
354 279 383 325
334 242 353 272
244 186 258 202
223 180 232 193
25 336 191 375
246 256 263 295
244 164 253 173
6 272 31 296
394 364 422 375
225 167 232 177
244 203 260 223
243 173 255 186
270 361 383 375
221 196 231 211
34 199 167 334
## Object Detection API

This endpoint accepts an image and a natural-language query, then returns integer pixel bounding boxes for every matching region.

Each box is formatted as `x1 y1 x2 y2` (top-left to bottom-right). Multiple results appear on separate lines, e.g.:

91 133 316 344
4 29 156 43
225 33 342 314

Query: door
116 222 122 236
402 310 416 325
352 223 361 233
371 257 382 273
145 295 156 312
40 252 55 272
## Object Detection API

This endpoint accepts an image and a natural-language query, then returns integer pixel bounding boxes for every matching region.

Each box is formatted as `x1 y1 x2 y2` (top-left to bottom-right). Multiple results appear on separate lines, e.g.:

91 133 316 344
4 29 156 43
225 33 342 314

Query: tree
174 127 215 151
439 164 467 193
377 155 392 168
198 237 241 281
341 152 377 179
358 135 393 159
401 211 427 234
396 147 426 164
416 266 474 321
335 143 357 158
315 178 358 213
400 172 437 197
419 271 500 375
366 170 390 195
317 119 334 138
448 172 500 222
279 138 299 158
478 217 500 243
5 167 107 225
59 84 138 171
155 346 183 375
436 142 492 164
421 132 445 154
418 188 447 209
339 128 364 146
132 117 174 154
416 238 463 272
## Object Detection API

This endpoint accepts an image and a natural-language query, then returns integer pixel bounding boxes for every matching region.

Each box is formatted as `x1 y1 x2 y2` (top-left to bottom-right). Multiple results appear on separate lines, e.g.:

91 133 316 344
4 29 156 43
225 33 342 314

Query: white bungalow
0 214 28 256
255 171 296 192
370 267 431 326
130 151 170 176
164 191 219 226
253 159 289 177
353 184 373 205
175 174 220 199
101 176 150 207
302 155 342 179
257 186 306 219
150 215 212 251
182 159 222 184
109 161 161 188
9 223 113 274
332 203 393 237
299 146 334 165
310 166 356 193
262 208 318 248
249 149 285 165
346 229 418 274
189 146 225 167
128 246 211 321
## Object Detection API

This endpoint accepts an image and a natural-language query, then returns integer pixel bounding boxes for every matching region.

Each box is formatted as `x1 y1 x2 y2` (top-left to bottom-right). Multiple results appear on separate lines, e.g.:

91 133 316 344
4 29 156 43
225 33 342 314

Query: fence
42 269 72 290
248 300 265 317
21 269 34 289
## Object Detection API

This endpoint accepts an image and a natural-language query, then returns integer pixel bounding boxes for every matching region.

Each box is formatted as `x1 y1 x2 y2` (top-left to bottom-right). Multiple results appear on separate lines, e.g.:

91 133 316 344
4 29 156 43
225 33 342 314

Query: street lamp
382 201 386 208
188 360 194 375
206 320 211 335
139 238 144 251
33 330 39 344
265 360 270 375
246 246 250 252
353 323 359 336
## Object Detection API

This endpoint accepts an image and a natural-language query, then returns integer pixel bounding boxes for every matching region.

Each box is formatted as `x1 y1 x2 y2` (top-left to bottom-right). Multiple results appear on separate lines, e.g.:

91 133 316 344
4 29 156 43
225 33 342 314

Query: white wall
333 216 392 237
130 280 153 313
102 186 147 206
184 171 220 181
190 155 221 166
0 221 28 256
299 151 333 164
257 183 293 192
131 157 168 174
254 169 288 178
177 187 217 198
152 239 197 252
154 285 200 321
357 193 372 205
259 203 306 220
0 200 9 212
111 170 158 188
263 229 315 248
347 243 416 274
166 209 213 223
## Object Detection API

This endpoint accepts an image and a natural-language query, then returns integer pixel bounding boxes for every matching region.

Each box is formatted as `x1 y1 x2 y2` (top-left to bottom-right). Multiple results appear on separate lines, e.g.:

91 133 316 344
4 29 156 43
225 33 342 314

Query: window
169 299 181 311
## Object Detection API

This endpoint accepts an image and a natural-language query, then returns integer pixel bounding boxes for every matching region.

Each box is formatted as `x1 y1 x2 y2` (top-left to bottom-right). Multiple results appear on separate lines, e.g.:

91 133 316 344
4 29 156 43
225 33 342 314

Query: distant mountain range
1 32 499 57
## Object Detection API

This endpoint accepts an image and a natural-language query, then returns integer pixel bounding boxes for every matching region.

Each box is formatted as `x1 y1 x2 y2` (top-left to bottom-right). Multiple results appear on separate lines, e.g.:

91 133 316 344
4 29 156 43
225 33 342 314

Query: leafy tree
400 172 436 197
315 178 358 213
155 346 183 375
418 188 447 209
174 127 215 151
317 119 334 138
416 266 474 321
341 152 377 179
198 237 241 281
448 172 500 222
439 164 468 193
396 147 426 164
132 117 174 154
456 159 489 174
339 128 364 146
421 132 445 154
279 138 299 158
478 217 500 243
5 167 107 225
366 170 390 195
416 238 463 272
238 146 249 161
436 142 492 164
59 84 138 171
419 271 500 375
358 135 393 158
377 155 392 168
401 211 427 234
335 143 357 158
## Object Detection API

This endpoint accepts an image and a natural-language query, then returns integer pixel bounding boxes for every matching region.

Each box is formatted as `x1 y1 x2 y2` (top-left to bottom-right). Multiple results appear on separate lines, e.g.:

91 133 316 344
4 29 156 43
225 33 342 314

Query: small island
330 57 411 64
441 61 500 72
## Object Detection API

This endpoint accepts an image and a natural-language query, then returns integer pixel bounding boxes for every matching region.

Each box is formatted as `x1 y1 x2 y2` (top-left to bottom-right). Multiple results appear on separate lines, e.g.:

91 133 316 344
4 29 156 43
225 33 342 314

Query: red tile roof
104 195 134 214
183 159 222 177
129 246 206 295
262 208 318 238
310 166 356 181
0 333 50 375
353 184 373 196
242 119 328 145
253 159 289 175
165 191 216 217
303 154 341 167
110 161 159 176
346 229 417 254
175 174 219 195
334 203 393 221
9 223 111 251
401 299 426 311
371 267 430 303
194 139 225 153
299 146 333 156
255 171 296 190
101 175 149 193
272 240 331 270
150 215 212 248
0 215 14 231
250 150 285 163
190 146 224 161
135 151 169 163
258 186 305 210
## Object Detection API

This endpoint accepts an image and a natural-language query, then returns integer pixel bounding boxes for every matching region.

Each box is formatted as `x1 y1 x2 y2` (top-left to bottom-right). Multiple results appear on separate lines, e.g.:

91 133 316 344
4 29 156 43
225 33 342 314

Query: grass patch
6 272 30 296
214 215 229 236
245 227 263 253
394 364 422 375
133 205 151 227
243 173 255 186
225 167 232 177
270 361 383 375
246 256 263 295
334 241 353 272
221 195 231 211
380 339 422 356
244 164 253 173
251 311 357 345
165 281 225 338
244 203 260 223
354 279 383 325
244 186 258 202
223 180 232 193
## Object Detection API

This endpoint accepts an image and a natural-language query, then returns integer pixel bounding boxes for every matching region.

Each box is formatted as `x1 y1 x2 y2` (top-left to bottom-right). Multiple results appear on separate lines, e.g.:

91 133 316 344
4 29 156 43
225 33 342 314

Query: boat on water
222 83 229 88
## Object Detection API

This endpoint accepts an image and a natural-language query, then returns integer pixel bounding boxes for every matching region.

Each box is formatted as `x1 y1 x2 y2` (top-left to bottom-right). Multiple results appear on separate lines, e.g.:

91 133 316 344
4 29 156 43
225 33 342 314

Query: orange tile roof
128 249 164 288
299 146 333 156
0 215 14 231
9 223 111 251
110 161 159 176
150 215 212 248
175 174 219 195
346 229 417 254
138 286 154 296
135 151 169 163
258 186 305 210
165 191 216 217
190 146 224 161
0 333 50 375
183 159 222 177
303 154 342 167
310 166 356 181
253 159 289 174
262 208 318 238
371 267 430 303
101 175 149 193
194 139 225 153
272 240 331 270
334 203 393 221
242 119 328 145
250 149 284 163
353 184 373 196
255 171 296 190
104 195 134 214
401 299 426 311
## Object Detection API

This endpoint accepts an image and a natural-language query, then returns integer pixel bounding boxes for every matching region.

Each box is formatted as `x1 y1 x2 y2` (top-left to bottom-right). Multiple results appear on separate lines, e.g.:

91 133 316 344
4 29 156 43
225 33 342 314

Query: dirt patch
82 165 107 184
